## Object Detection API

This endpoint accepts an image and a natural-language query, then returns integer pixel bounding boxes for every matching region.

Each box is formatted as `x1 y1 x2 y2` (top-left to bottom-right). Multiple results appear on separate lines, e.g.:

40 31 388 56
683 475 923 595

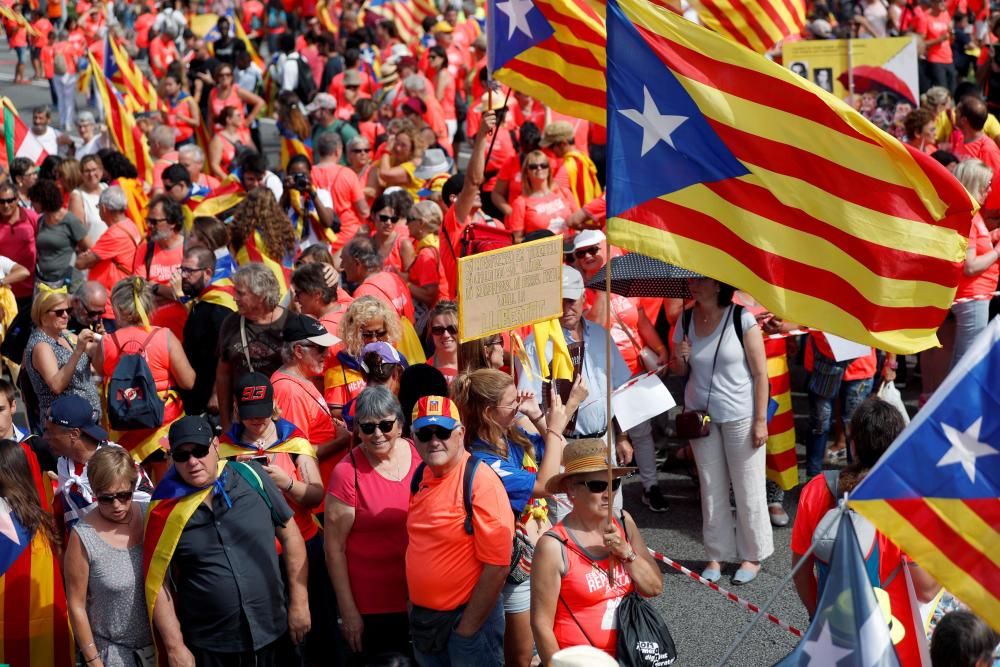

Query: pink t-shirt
919 11 953 64
507 189 577 235
327 442 421 614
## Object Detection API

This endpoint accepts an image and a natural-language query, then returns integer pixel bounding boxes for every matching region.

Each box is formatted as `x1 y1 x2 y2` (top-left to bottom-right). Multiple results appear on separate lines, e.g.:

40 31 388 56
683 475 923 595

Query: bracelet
545 428 566 441
285 478 295 492
85 655 100 664
623 549 638 563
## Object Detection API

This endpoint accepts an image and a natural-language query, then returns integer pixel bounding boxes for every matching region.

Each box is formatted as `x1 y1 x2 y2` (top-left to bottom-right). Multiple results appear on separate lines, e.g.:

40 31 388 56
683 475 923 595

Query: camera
293 172 310 191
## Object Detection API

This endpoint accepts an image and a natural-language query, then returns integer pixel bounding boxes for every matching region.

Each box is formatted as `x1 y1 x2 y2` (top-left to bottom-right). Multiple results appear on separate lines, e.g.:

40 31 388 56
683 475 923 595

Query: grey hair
410 200 442 231
110 277 154 325
149 124 176 150
178 144 205 163
76 111 96 125
403 74 426 94
33 105 51 116
347 136 370 151
98 186 128 212
76 280 108 304
316 132 343 159
343 236 384 271
354 386 404 427
232 263 282 310
954 158 993 202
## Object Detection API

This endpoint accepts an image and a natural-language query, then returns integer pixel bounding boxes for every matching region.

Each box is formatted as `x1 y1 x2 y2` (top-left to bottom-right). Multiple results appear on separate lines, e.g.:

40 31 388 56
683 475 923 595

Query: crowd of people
1 0 999 664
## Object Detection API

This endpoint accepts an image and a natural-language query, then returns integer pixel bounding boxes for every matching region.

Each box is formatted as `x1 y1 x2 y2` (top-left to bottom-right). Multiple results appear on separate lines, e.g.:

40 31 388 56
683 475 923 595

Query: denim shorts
14 46 29 64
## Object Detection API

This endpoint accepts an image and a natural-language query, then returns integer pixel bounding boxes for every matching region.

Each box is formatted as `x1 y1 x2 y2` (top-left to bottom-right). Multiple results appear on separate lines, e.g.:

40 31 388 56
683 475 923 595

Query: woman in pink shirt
506 150 578 243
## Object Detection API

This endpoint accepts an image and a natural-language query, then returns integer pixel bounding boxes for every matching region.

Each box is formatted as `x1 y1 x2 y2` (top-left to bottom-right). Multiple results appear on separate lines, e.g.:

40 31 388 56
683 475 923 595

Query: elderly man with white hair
149 124 180 192
73 111 109 159
178 144 220 194
74 187 143 323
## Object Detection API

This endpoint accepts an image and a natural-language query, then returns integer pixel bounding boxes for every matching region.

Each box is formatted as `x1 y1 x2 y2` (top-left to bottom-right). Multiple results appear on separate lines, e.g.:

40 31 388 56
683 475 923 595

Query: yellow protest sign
457 236 564 342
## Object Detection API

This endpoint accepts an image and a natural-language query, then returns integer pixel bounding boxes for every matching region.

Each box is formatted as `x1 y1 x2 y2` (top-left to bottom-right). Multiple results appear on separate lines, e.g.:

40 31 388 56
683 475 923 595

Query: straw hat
550 646 619 667
475 90 508 113
544 439 636 494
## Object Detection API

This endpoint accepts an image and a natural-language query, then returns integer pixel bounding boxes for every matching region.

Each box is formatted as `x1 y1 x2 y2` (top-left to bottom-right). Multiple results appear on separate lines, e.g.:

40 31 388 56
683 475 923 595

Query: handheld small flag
0 97 48 167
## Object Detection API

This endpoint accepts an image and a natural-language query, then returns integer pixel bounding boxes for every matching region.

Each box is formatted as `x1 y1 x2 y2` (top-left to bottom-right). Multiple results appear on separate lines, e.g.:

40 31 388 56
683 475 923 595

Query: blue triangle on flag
605 0 748 218
487 0 555 72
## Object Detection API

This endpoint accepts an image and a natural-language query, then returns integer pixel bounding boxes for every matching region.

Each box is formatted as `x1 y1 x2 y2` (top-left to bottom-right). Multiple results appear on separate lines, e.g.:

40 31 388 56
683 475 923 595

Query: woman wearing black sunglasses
530 439 662 665
425 301 459 384
64 445 156 667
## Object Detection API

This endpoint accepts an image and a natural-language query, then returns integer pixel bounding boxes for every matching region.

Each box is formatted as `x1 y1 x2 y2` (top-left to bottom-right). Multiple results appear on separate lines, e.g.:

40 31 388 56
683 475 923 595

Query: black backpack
410 457 481 535
292 55 317 105
106 329 166 431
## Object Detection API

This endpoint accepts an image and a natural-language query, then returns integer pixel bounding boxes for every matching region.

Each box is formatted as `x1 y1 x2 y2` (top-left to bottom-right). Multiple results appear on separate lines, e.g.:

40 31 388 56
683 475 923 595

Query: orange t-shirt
271 370 341 485
89 219 141 318
354 271 415 322
30 17 52 47
149 35 179 79
956 214 1000 300
133 240 184 285
506 189 577 235
805 332 877 382
134 13 156 49
406 453 515 610
311 163 365 250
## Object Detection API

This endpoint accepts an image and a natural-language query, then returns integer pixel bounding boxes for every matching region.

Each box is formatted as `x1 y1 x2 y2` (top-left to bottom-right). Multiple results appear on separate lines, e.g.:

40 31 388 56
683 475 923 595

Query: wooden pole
605 239 616 584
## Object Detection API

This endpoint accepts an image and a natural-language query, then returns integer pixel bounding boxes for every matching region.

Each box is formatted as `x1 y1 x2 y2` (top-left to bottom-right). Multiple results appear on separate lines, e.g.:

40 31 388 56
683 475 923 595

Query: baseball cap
562 265 585 301
411 395 462 430
343 69 363 87
234 372 275 419
572 229 606 252
168 415 215 448
283 312 339 347
360 342 409 372
432 19 454 33
540 120 574 147
48 395 108 441
304 92 337 114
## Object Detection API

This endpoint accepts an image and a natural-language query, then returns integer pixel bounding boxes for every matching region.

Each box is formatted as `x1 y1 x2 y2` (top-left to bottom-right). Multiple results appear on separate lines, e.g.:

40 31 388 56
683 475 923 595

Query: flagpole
605 237 616 585
713 503 848 666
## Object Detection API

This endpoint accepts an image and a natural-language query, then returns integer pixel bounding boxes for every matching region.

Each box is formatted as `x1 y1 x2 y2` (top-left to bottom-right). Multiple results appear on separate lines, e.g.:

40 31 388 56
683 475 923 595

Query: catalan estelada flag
690 0 805 53
0 97 48 167
487 0 606 126
144 461 227 624
88 53 154 186
217 419 316 459
234 228 294 298
196 278 238 312
851 318 1000 633
0 502 74 667
765 338 798 490
604 0 976 355
105 35 163 114
278 124 313 167
192 176 246 220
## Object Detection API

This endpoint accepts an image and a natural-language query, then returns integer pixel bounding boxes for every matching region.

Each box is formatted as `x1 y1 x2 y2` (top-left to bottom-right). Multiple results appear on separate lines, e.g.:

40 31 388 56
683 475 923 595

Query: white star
802 620 853 665
490 460 512 478
858 604 893 665
617 86 688 157
938 418 999 484
496 0 535 39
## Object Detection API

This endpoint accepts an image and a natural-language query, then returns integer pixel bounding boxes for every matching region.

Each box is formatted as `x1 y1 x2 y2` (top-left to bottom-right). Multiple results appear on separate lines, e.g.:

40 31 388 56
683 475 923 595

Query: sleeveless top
167 91 195 143
77 185 108 245
73 504 154 657
548 520 634 657
209 84 243 130
25 328 102 423
102 326 182 422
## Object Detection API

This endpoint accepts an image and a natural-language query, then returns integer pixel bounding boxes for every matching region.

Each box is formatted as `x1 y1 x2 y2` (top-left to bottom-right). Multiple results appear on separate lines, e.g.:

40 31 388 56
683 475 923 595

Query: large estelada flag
0 499 74 667
604 0 976 355
0 97 48 167
487 0 606 126
105 35 163 115
88 53 154 186
690 0 805 53
851 318 1000 632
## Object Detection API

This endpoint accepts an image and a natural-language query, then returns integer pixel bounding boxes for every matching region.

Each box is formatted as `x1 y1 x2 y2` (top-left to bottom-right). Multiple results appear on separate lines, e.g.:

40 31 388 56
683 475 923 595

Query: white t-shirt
0 255 17 279
674 306 758 422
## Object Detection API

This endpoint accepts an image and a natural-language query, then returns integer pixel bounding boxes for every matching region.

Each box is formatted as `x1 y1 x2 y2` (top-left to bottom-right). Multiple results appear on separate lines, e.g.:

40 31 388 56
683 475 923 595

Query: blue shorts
14 46 29 64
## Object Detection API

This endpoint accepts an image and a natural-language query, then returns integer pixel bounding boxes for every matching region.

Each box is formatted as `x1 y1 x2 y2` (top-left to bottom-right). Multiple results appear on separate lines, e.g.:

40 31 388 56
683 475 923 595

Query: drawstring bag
616 592 678 667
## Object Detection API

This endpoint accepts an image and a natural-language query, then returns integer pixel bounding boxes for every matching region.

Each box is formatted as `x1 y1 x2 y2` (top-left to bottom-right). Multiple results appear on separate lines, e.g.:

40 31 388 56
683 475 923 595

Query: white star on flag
496 0 535 39
858 603 893 665
618 86 688 157
937 417 999 483
802 620 853 665
490 460 512 478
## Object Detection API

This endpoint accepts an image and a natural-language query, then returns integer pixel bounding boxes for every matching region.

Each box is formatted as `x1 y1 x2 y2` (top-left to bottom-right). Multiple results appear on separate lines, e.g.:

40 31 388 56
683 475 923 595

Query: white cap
562 265 585 300
573 229 606 251
550 646 619 667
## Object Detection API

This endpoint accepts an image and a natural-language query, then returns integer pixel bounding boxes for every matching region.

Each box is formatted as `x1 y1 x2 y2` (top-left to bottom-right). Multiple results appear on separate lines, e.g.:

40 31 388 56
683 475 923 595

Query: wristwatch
624 549 638 563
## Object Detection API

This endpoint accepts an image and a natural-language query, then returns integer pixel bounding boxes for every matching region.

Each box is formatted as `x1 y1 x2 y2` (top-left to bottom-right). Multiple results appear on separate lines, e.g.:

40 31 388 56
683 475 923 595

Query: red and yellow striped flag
88 53 154 185
192 176 246 219
234 228 293 298
691 0 805 53
106 35 164 114
605 0 976 354
764 338 797 490
0 3 38 36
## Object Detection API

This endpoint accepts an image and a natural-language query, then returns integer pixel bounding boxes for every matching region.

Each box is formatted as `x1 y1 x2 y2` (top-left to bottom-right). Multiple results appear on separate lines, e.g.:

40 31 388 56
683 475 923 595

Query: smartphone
250 455 269 466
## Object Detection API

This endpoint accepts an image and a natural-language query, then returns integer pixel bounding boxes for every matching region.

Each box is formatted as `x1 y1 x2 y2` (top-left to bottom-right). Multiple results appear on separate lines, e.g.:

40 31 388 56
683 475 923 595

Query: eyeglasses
576 478 622 493
496 395 522 410
171 444 211 462
414 425 455 442
0 197 16 204
84 307 103 319
350 147 371 154
218 71 233 78
527 163 549 171
345 84 360 90
574 246 600 259
483 336 503 348
431 324 458 336
49 308 70 317
358 418 396 435
361 329 388 340
96 490 133 504
377 213 399 223
180 266 209 275
147 216 169 225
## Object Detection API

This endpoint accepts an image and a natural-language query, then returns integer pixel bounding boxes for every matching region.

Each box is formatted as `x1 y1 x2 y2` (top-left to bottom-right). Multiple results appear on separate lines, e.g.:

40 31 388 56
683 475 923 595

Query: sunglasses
361 329 388 340
345 84 360 90
574 246 600 259
576 478 622 493
358 418 396 435
49 308 70 317
431 324 458 336
351 147 371 153
377 213 399 223
96 490 133 504
85 307 103 319
0 197 17 204
483 336 503 347
171 444 211 463
414 425 455 442
527 163 549 171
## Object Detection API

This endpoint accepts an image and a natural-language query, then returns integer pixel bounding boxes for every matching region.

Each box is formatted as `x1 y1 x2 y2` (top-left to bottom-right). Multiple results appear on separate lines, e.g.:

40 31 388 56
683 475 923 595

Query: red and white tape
952 290 1000 305
645 548 803 637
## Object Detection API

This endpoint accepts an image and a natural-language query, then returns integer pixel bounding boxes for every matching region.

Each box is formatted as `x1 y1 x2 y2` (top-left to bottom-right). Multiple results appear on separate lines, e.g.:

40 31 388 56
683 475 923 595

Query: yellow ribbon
415 233 440 253
133 279 151 330
510 331 533 382
36 283 69 296
532 318 574 381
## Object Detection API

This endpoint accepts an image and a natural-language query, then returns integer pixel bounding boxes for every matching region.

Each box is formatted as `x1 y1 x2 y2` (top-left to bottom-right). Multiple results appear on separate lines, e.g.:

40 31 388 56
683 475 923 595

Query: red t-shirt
409 245 440 288
30 17 52 48
327 442 421 614
271 369 340 485
919 11 953 64
506 189 577 235
497 154 524 205
956 214 1000 299
133 240 183 285
311 163 365 251
805 333 877 382
0 208 39 299
354 271 415 322
89 219 141 318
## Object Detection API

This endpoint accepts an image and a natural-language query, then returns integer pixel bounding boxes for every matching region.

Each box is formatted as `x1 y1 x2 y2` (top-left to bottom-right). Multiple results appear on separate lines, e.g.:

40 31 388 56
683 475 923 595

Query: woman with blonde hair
506 149 578 243
325 295 403 418
54 158 83 207
375 123 425 199
451 368 587 667
230 187 298 295
400 200 442 327
24 290 101 426
68 155 109 245
64 446 155 667
95 277 195 465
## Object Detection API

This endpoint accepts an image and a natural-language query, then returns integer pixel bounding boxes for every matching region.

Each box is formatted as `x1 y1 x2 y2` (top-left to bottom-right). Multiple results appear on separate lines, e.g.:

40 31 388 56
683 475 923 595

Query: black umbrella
585 254 702 299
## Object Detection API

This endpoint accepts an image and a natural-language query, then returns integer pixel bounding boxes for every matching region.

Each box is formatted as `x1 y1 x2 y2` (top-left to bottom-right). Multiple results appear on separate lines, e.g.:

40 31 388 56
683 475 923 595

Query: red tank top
102 326 182 422
210 85 243 130
549 521 634 657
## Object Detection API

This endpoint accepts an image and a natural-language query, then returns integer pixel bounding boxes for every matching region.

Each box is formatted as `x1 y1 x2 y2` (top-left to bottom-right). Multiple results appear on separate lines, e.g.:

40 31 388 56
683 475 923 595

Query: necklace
369 439 404 481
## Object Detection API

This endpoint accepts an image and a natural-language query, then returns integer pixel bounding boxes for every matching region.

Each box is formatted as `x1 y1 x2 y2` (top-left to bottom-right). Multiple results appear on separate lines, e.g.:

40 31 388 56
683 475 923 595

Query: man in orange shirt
406 396 513 666
74 186 142 320
309 132 369 252
343 236 415 323
149 27 180 80
29 9 53 80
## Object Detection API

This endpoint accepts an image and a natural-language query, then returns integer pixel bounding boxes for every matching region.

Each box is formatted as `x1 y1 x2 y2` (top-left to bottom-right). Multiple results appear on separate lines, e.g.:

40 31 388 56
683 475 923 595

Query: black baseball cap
283 312 339 347
168 415 215 448
48 395 108 441
234 372 275 419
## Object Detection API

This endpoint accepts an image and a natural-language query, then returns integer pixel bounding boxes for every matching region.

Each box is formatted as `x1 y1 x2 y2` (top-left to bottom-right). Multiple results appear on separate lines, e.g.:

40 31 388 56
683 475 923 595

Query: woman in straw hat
530 439 663 665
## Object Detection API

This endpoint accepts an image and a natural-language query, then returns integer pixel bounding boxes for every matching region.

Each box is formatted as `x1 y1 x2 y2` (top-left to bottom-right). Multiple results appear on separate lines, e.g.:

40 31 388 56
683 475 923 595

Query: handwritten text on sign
457 235 564 342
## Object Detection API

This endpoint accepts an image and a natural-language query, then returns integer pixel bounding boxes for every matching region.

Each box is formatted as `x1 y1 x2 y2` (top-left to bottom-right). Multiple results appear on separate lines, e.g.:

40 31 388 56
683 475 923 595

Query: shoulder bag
674 305 732 440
